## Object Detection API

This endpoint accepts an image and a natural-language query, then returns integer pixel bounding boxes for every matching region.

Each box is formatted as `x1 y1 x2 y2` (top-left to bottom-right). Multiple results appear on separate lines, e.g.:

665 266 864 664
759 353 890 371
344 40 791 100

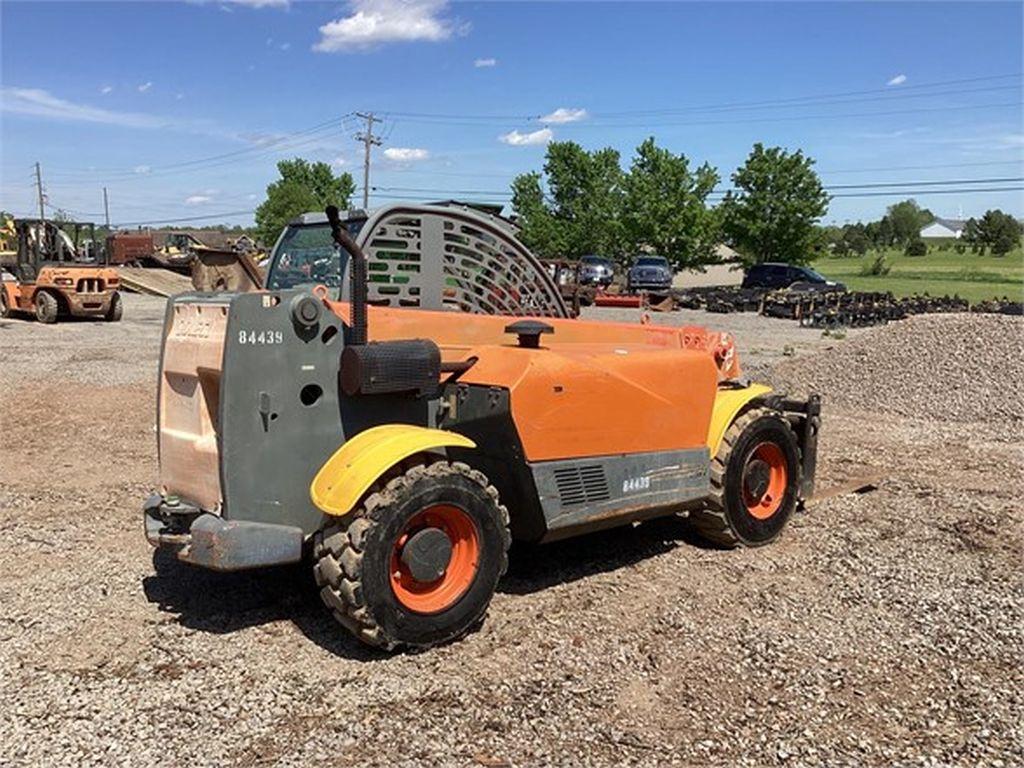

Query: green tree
622 137 720 271
975 209 1022 256
720 143 830 266
511 142 627 261
904 238 927 256
962 217 982 253
881 199 934 246
842 223 870 256
509 172 563 257
254 158 355 247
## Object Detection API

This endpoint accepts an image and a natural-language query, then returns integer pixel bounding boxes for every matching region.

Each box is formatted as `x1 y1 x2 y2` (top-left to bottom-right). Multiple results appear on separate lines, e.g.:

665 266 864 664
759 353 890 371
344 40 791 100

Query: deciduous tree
720 143 830 266
255 159 355 247
622 137 720 271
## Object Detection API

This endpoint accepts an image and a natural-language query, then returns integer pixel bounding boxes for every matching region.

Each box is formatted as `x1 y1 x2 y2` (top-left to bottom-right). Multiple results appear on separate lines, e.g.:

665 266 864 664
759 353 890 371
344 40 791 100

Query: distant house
920 218 966 239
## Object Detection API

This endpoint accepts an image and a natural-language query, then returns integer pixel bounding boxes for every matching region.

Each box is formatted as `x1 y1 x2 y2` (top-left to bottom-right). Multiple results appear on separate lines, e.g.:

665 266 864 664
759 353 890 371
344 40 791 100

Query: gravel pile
1 299 1022 766
771 313 1024 428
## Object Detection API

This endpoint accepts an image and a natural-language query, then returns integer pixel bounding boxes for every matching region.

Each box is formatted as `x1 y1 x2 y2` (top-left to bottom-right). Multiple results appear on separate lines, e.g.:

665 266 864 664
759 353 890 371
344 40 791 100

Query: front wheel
313 461 511 651
34 291 59 323
689 408 801 547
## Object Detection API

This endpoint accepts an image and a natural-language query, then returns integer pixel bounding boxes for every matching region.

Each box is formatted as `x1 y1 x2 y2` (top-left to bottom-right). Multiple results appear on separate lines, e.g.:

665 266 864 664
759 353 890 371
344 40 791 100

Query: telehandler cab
144 203 819 650
0 218 122 323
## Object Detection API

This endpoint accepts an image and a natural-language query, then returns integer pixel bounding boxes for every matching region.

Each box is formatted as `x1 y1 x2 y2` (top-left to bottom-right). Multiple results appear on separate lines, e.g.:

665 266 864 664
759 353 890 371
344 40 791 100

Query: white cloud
540 107 587 124
100 85 113 95
1 87 165 128
383 147 430 161
185 195 213 205
314 0 463 51
176 93 185 100
887 74 907 86
331 155 348 168
279 42 291 51
134 165 151 174
499 127 553 146
138 81 153 93
474 57 497 68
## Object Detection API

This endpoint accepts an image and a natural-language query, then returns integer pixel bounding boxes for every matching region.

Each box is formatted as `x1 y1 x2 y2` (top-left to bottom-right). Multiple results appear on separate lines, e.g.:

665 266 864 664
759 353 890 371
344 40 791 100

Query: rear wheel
689 408 800 547
34 291 59 324
105 292 123 322
313 461 511 651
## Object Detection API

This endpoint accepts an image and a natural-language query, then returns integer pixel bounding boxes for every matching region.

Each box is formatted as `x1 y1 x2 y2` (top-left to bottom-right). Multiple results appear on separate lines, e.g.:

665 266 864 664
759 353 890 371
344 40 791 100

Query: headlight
54 277 73 286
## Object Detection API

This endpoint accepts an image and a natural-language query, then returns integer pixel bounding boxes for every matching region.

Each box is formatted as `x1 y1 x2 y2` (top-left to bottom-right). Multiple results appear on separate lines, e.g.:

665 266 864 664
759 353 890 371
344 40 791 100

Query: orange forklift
0 219 122 323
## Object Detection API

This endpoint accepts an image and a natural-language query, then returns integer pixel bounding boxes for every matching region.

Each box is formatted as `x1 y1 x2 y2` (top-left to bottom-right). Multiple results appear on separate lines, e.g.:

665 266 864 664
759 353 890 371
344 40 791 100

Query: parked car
627 255 673 292
578 254 614 287
742 262 846 293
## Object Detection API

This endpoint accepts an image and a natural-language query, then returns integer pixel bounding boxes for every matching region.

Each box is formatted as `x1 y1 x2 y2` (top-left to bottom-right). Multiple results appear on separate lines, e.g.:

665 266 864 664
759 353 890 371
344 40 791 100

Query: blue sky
2 0 1022 228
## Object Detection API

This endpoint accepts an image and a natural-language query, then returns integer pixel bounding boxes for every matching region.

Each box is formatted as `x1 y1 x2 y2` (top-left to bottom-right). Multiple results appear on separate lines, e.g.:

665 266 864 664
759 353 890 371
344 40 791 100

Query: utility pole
355 112 382 210
103 187 111 229
34 162 46 221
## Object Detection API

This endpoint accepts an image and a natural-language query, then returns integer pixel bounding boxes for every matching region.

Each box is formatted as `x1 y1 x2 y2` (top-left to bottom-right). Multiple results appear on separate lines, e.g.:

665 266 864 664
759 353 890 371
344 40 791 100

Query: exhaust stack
326 205 367 346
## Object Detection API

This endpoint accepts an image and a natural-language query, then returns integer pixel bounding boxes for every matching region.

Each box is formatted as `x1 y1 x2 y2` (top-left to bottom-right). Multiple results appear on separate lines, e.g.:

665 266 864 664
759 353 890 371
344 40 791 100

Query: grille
360 209 565 316
76 277 105 293
553 465 610 506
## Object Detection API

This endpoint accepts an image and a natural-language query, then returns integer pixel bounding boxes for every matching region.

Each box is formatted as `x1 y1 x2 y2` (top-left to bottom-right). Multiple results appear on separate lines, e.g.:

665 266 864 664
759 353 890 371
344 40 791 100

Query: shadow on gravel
142 550 380 661
142 515 714 658
500 515 716 596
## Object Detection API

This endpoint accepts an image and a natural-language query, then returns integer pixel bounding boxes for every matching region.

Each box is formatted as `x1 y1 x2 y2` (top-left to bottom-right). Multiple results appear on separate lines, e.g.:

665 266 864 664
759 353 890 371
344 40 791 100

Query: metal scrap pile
665 286 1021 328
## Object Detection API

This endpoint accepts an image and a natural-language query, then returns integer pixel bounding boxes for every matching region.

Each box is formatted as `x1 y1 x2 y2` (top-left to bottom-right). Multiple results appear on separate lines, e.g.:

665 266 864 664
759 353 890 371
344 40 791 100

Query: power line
47 117 348 180
371 177 1024 198
112 210 256 227
380 72 1023 123
828 186 1023 199
821 159 1024 174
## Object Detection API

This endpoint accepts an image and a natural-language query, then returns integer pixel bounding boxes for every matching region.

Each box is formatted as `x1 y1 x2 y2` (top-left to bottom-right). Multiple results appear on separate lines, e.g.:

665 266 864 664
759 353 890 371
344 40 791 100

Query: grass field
812 247 1024 303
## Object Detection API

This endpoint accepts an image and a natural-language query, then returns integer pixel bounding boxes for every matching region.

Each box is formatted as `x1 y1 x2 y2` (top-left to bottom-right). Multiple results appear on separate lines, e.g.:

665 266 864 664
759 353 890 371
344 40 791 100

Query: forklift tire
0 288 12 319
34 291 59 324
105 292 123 322
313 461 511 651
689 408 800 548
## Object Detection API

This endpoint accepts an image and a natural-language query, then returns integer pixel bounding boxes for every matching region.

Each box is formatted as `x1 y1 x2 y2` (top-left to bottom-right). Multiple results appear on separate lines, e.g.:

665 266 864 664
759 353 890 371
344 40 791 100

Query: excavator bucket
190 245 264 292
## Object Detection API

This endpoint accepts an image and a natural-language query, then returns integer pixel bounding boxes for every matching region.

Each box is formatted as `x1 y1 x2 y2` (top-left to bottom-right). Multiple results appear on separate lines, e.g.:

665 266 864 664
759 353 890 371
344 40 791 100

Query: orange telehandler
144 203 819 650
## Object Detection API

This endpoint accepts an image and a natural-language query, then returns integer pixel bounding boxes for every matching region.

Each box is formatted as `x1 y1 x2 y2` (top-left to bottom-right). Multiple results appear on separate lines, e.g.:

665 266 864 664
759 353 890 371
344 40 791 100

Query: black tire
689 408 801 548
105 291 123 322
34 290 59 324
313 461 511 651
0 286 12 319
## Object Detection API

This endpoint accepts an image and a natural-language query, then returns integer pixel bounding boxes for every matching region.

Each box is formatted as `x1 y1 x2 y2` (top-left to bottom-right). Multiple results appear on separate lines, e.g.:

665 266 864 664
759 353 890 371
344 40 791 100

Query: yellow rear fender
310 424 476 517
707 384 772 455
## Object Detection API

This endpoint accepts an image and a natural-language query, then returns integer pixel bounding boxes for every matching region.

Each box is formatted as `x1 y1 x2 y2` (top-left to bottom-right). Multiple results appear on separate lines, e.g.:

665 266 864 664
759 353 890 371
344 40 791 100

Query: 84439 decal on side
237 329 284 345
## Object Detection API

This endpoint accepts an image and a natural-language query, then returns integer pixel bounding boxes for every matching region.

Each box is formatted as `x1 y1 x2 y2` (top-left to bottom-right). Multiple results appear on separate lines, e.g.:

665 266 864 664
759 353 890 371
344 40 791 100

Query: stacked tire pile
668 286 1022 328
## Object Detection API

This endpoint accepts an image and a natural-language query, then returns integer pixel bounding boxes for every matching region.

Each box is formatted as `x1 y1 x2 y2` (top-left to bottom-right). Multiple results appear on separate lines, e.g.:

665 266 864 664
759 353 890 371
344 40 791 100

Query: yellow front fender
707 384 772 455
310 424 476 516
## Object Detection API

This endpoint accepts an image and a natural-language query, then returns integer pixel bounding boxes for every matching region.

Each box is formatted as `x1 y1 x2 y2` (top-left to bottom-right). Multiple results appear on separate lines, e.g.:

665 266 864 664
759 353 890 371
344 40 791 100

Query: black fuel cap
505 319 554 349
290 294 321 328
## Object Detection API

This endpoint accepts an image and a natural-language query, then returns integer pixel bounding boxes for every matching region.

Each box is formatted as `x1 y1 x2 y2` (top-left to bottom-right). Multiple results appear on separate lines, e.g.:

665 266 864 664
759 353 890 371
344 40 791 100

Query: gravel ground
770 313 1024 433
1 297 1021 767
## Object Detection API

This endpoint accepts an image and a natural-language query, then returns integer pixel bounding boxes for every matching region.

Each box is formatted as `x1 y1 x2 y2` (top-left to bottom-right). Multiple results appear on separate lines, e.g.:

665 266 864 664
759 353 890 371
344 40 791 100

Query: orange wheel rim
742 442 788 520
390 504 479 614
